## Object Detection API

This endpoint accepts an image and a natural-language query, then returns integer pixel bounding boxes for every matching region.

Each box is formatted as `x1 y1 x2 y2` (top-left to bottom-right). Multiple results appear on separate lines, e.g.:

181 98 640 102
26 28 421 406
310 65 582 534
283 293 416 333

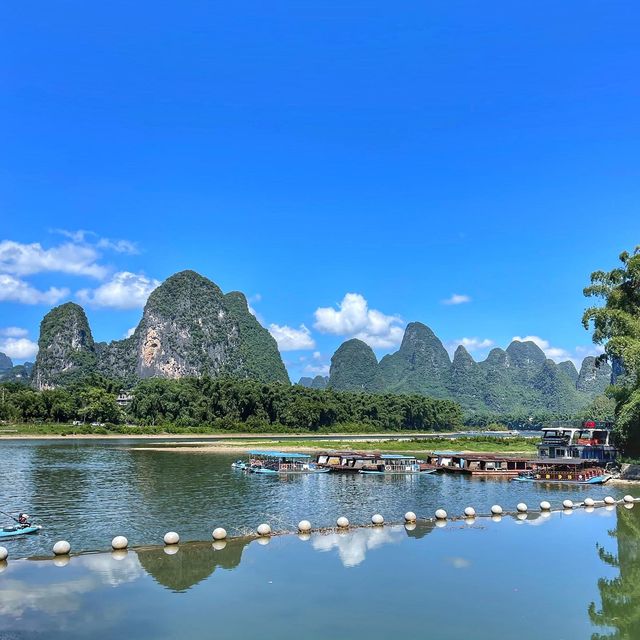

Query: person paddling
17 513 30 527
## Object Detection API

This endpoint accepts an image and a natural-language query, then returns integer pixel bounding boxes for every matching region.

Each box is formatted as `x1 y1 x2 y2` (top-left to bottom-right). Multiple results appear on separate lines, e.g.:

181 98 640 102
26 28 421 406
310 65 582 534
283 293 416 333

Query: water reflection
590 504 640 640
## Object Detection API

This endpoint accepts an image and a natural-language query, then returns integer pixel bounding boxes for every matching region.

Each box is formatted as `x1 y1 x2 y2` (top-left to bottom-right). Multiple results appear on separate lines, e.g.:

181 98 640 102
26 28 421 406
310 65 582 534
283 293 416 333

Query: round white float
604 496 616 505
336 517 349 528
491 505 503 515
516 513 528 521
212 527 227 540
0 547 8 561
625 503 635 510
624 495 635 504
212 540 227 551
111 536 128 550
464 507 476 517
563 499 574 509
371 514 384 526
404 511 417 523
163 532 179 545
584 498 595 507
53 540 71 556
163 545 179 556
298 520 312 533
435 509 447 520
516 503 528 513
257 523 272 537
540 501 551 511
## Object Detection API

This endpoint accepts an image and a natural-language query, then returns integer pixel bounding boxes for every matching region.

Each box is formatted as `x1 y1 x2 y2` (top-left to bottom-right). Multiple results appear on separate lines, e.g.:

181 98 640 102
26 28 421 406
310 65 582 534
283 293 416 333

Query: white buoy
212 527 227 540
163 532 179 545
584 498 595 507
257 523 272 537
624 495 635 503
336 516 349 528
298 520 312 533
111 536 128 550
371 514 384 526
52 540 71 556
464 507 476 517
491 505 503 515
540 501 551 511
563 499 574 510
604 496 616 505
516 513 528 521
163 545 179 555
435 508 447 520
0 546 8 561
516 503 528 513
404 511 417 523
624 502 634 510
212 540 227 551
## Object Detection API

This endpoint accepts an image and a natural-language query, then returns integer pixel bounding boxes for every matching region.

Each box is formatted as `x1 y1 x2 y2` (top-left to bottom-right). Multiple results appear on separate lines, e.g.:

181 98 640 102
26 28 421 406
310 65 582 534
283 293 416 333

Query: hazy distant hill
328 322 611 414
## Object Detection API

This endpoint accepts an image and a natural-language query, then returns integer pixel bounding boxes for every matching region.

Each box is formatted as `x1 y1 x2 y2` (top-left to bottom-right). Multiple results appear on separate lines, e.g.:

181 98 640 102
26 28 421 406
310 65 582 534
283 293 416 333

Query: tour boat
430 452 531 477
358 454 436 475
315 451 382 473
511 460 612 485
247 451 331 474
0 524 42 539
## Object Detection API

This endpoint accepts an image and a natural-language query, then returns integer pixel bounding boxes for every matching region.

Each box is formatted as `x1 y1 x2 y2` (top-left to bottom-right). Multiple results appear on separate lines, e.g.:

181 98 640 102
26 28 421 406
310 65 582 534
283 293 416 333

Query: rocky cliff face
33 271 290 388
328 323 613 414
577 356 612 395
33 303 97 389
0 352 12 371
298 375 329 389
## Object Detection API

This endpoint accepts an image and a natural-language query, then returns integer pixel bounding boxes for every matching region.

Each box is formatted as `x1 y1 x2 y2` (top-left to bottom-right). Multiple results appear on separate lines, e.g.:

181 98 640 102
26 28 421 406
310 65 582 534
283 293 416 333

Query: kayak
0 524 42 538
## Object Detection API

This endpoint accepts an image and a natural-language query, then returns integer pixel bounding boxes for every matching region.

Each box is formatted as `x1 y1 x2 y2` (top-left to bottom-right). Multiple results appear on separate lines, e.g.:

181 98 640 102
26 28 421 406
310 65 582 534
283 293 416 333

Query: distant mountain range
4 269 611 417
313 322 611 415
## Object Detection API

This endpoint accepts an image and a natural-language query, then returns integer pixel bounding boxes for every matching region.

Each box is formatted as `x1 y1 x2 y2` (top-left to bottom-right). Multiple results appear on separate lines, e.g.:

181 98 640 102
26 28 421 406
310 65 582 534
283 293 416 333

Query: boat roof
529 458 596 466
247 450 310 459
380 454 416 460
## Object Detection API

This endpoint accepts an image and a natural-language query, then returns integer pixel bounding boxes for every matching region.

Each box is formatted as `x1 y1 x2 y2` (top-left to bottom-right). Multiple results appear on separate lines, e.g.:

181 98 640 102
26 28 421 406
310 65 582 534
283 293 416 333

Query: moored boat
430 452 531 477
511 460 612 485
247 451 330 474
315 451 381 473
359 454 436 475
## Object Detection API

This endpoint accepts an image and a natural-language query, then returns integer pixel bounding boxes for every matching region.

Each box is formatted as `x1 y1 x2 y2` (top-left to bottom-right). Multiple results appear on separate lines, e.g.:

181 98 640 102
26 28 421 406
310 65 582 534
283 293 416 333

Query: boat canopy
380 454 416 460
247 450 310 459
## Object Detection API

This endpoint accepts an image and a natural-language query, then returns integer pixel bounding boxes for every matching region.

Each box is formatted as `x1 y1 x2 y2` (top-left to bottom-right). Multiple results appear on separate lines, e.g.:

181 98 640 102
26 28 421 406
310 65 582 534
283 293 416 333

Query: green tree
583 247 640 454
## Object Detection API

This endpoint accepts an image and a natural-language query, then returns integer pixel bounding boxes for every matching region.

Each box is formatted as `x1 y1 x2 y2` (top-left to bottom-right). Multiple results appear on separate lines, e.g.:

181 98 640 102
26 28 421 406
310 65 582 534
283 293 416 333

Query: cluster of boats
232 422 618 485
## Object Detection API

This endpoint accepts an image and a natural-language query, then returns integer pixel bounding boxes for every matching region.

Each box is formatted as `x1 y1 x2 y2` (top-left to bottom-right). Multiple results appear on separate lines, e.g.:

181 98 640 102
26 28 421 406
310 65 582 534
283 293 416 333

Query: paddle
0 509 21 524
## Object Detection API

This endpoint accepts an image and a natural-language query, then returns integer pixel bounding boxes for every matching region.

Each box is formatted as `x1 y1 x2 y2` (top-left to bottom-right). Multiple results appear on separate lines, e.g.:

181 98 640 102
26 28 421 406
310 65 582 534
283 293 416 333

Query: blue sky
1 1 639 380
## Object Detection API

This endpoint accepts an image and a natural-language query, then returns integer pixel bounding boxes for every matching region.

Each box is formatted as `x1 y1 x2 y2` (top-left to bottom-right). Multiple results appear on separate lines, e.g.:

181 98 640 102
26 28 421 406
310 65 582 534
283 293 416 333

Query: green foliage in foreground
0 375 464 433
583 246 640 454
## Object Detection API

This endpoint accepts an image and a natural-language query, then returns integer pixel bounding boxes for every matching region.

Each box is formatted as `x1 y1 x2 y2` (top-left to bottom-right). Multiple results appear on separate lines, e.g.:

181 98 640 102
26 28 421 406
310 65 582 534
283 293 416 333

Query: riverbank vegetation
583 246 640 455
0 376 464 433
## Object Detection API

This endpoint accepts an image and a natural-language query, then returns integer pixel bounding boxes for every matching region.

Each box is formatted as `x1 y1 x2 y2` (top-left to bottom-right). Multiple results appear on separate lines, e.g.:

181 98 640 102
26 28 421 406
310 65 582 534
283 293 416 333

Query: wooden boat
0 524 42 539
431 452 531 477
511 460 612 485
247 451 330 474
359 455 436 475
315 452 381 473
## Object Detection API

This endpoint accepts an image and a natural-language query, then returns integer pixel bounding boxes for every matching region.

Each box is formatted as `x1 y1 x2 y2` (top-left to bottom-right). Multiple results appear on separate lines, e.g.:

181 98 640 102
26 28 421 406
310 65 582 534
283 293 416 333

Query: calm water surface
0 507 637 639
0 438 629 558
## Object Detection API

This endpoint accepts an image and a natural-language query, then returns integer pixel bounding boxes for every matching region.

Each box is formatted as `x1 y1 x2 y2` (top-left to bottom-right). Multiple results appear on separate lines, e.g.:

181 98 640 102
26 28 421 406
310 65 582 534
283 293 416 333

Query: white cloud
0 240 107 279
77 272 160 309
96 238 139 254
268 323 315 351
0 336 38 359
442 293 471 305
125 327 136 338
447 337 494 356
0 326 28 338
512 335 605 368
312 351 322 360
314 293 404 349
0 273 69 305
